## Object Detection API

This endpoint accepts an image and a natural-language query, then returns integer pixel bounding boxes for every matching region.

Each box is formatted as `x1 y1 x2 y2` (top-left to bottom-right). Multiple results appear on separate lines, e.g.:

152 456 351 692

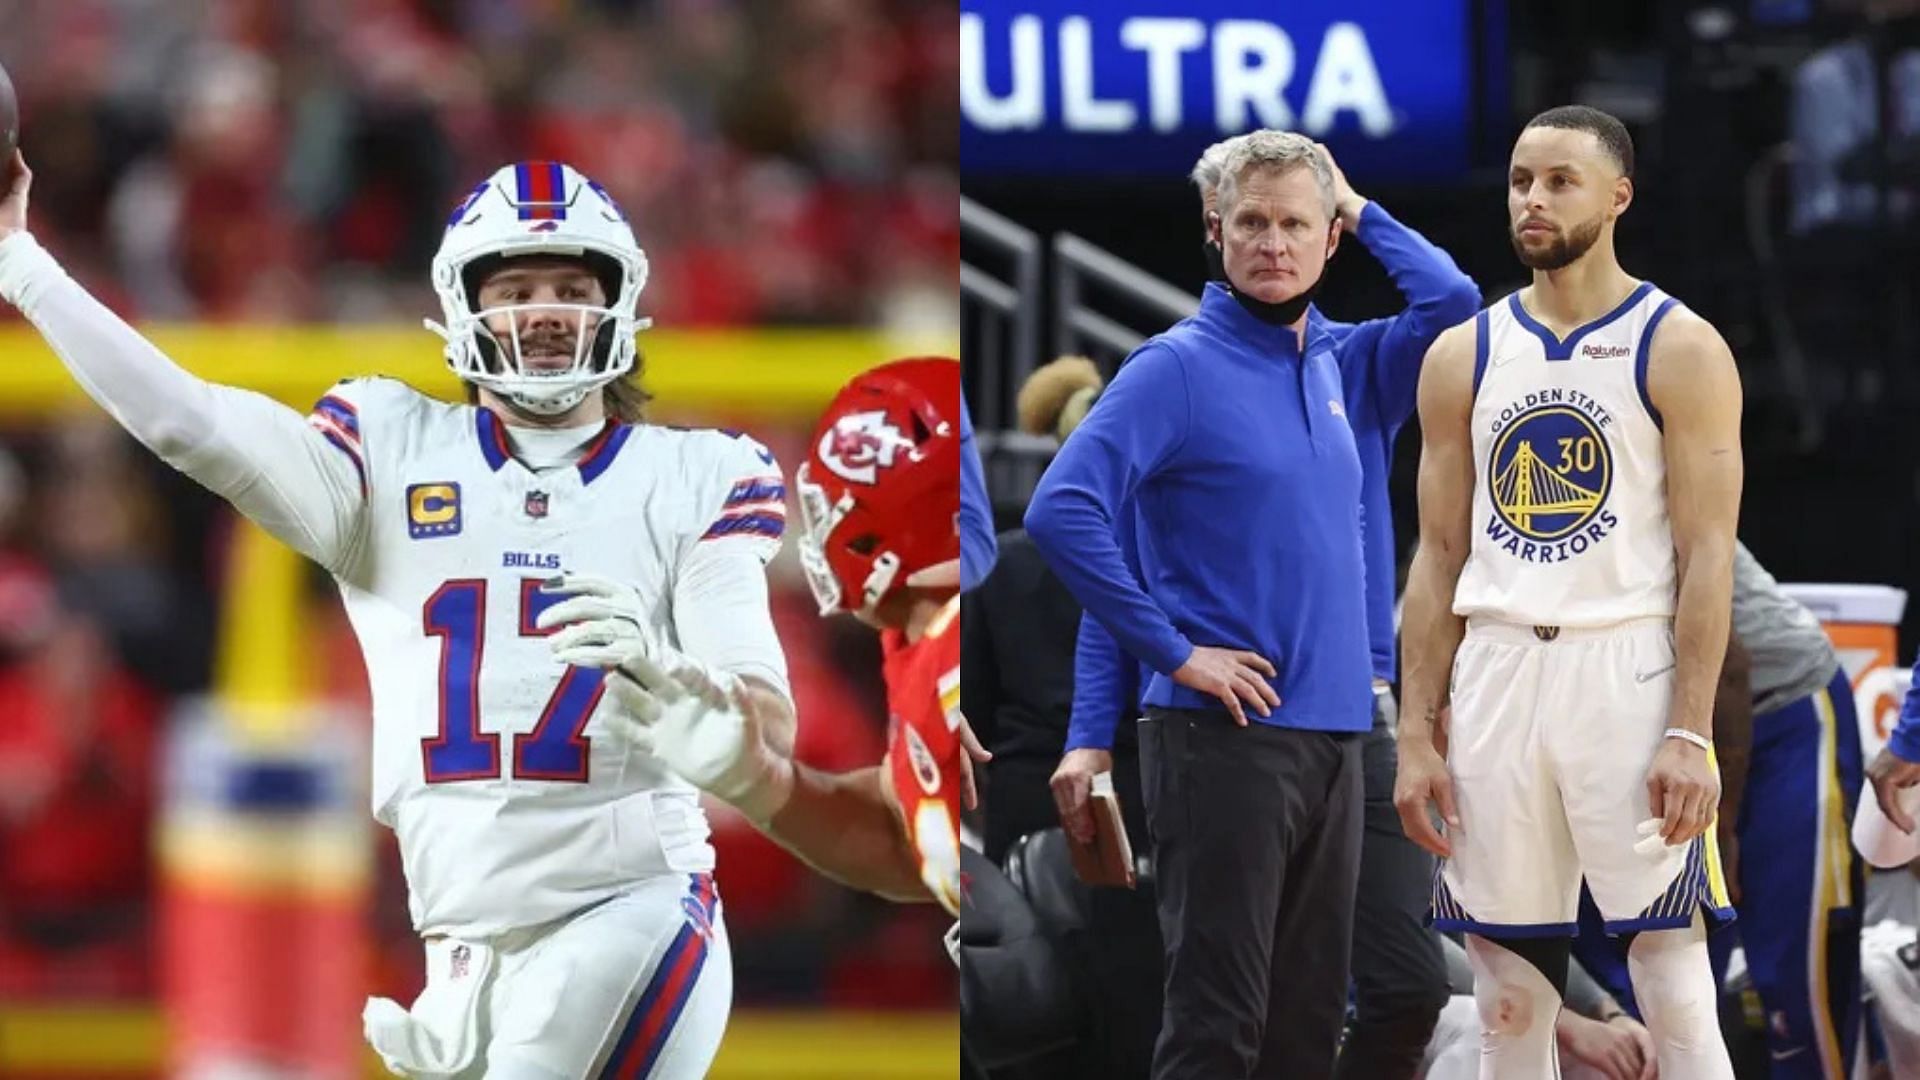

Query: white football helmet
427 161 652 416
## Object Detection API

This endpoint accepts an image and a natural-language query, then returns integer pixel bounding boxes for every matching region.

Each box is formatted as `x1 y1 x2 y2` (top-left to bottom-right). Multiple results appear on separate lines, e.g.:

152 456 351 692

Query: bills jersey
881 596 963 916
310 378 789 937
1454 283 1679 627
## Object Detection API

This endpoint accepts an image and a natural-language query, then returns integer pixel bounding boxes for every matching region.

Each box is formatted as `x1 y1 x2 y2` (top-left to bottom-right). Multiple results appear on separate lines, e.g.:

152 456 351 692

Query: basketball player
537 358 972 919
1394 106 1744 1078
0 151 781 1078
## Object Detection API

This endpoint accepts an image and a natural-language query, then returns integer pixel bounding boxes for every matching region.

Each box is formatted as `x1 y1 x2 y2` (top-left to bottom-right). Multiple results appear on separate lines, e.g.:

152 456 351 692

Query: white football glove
599 652 794 822
534 573 665 669
537 573 794 822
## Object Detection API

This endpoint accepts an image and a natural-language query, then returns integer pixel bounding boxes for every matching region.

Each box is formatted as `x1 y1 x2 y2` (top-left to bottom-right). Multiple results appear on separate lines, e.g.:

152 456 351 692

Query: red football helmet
796 357 962 617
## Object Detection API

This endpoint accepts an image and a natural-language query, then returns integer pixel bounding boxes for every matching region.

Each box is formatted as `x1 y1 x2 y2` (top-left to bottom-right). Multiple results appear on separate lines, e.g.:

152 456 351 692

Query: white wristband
1663 728 1712 752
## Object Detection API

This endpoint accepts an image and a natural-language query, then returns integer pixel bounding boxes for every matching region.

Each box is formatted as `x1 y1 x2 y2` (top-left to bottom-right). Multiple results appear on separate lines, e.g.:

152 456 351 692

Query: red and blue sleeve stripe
722 477 786 507
700 513 785 542
313 395 360 439
515 161 568 221
597 875 718 1080
700 475 785 542
307 395 366 497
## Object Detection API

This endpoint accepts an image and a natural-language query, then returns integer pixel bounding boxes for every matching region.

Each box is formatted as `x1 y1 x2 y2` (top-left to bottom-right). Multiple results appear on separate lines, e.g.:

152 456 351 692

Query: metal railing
960 196 1042 434
1050 233 1199 370
964 221 1201 511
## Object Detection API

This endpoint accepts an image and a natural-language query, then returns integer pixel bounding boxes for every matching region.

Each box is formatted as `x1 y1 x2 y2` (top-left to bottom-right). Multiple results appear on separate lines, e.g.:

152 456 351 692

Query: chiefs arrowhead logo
819 410 916 485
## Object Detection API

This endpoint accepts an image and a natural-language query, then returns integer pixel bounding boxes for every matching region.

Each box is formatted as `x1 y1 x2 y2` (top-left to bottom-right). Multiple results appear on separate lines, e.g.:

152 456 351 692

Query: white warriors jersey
309 378 789 937
1453 282 1681 627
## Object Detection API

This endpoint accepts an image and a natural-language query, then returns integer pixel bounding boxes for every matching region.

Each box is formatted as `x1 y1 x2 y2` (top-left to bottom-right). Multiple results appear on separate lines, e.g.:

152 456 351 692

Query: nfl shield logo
525 490 549 519
450 944 470 979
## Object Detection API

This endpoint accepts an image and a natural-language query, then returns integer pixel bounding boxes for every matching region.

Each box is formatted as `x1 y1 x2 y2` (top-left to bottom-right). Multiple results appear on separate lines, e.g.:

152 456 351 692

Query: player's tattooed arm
1647 308 1742 845
1399 321 1474 745
1649 309 1742 741
1395 320 1475 858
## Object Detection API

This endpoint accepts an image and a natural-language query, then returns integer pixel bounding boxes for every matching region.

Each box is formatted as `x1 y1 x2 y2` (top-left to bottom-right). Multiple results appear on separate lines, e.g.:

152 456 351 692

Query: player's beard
1511 212 1604 271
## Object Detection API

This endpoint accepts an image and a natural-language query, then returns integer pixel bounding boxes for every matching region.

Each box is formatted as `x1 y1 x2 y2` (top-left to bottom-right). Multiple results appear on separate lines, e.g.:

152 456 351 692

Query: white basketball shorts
1430 616 1735 937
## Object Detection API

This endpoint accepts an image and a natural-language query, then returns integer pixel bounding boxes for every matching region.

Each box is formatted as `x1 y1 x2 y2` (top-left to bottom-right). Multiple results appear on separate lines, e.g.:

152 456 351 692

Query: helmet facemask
795 463 902 619
431 249 650 416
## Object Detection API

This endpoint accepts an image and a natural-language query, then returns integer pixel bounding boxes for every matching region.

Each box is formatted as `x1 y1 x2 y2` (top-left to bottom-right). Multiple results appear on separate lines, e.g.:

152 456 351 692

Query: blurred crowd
0 0 958 329
0 423 185 997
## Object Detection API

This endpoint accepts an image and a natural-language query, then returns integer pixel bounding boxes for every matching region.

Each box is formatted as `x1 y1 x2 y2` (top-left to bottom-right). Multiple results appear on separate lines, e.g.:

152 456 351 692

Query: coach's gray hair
1190 137 1242 199
1190 136 1245 228
1215 130 1336 221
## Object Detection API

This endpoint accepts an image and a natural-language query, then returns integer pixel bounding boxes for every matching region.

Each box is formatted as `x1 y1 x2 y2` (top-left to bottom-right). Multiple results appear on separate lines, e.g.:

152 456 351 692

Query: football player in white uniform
0 150 792 1079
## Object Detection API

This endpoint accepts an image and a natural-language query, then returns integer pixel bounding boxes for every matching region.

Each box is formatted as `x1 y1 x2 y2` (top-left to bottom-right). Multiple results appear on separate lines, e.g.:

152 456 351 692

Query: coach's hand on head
1645 736 1720 845
1171 645 1279 727
1312 142 1368 234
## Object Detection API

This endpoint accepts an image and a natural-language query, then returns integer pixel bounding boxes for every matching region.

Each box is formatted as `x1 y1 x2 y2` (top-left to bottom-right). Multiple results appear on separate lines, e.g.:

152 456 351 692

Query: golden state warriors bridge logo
1486 392 1620 563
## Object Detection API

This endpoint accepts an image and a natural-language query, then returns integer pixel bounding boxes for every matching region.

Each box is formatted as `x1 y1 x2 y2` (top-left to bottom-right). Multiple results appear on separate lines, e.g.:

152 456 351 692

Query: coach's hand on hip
1646 736 1720 845
1050 748 1113 844
1172 645 1279 726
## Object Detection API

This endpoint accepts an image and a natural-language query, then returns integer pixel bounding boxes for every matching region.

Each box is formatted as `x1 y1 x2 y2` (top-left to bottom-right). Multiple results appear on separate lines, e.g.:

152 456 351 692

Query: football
0 61 15 151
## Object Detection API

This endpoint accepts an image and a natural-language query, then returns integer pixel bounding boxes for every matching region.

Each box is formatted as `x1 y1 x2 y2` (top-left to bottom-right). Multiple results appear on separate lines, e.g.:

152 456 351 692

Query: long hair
602 348 652 423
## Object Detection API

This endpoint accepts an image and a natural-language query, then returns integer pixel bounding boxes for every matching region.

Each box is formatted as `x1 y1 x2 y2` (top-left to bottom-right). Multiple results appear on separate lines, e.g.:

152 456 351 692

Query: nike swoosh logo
1635 663 1676 683
1771 1048 1808 1061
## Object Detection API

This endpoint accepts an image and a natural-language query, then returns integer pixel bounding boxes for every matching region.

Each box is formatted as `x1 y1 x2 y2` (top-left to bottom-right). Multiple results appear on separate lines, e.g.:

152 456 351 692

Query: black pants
1334 692 1450 1080
1141 707 1363 1080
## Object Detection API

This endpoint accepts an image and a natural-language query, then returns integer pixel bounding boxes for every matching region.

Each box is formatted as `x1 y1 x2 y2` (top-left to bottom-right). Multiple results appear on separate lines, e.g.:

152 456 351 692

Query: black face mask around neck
1225 271 1323 326
1203 240 1226 282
